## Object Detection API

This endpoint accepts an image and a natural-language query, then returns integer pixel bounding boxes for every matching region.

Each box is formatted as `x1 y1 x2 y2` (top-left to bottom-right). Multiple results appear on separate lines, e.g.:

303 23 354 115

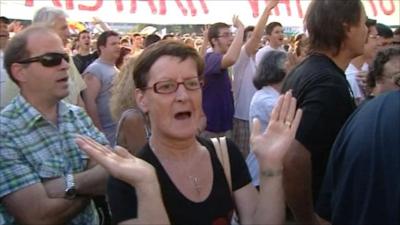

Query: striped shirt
0 95 108 225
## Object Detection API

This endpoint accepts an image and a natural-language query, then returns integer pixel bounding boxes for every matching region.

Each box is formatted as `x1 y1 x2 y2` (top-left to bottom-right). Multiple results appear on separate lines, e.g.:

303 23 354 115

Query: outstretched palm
76 136 157 186
250 91 302 170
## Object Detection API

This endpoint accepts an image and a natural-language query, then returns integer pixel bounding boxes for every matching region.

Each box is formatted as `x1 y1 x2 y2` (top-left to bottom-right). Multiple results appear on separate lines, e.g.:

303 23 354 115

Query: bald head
3 25 61 84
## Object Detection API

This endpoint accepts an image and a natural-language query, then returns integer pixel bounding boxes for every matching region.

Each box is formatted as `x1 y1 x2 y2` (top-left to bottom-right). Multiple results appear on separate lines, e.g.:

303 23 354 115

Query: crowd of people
0 0 399 224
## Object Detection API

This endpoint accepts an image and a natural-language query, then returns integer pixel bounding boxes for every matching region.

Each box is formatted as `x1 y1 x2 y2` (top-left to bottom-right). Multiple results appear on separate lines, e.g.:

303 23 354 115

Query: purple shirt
202 52 234 132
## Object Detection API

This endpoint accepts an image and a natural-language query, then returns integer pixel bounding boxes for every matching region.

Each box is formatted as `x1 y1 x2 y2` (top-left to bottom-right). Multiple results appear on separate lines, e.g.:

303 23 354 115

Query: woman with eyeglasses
76 40 302 225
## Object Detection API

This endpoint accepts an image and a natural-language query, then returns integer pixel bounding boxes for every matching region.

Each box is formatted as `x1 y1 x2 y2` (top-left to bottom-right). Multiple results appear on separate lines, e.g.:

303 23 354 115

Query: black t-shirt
73 52 98 74
282 53 356 202
316 91 400 225
107 137 251 225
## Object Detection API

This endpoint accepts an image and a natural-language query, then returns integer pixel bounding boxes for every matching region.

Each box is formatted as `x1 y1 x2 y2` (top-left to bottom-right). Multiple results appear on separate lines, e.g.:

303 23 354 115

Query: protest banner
1 0 398 27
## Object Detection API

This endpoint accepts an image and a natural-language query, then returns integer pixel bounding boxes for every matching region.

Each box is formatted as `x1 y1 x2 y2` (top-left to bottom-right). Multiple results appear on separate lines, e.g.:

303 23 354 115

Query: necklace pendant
189 175 201 195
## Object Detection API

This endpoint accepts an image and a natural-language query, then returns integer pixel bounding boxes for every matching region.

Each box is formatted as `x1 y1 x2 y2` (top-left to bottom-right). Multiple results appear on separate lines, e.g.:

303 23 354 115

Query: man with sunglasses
0 25 109 225
33 7 86 108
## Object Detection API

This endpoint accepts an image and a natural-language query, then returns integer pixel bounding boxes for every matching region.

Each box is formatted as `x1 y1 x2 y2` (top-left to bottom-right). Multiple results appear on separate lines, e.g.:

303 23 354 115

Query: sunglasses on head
17 52 70 67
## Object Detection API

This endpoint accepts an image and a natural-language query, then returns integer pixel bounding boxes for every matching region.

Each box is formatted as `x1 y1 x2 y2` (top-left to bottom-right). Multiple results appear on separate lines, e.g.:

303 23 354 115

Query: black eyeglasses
144 77 203 94
17 52 70 67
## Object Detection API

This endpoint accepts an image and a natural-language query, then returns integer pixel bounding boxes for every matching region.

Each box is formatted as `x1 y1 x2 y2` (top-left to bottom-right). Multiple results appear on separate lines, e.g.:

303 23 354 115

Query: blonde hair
110 56 138 121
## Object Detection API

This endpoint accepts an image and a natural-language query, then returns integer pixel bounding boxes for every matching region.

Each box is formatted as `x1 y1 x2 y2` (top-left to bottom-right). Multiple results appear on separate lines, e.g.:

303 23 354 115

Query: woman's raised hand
250 91 302 172
76 135 157 186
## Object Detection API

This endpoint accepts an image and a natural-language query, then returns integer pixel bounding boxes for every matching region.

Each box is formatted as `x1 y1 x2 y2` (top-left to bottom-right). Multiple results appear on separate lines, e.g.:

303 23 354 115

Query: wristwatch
64 173 77 199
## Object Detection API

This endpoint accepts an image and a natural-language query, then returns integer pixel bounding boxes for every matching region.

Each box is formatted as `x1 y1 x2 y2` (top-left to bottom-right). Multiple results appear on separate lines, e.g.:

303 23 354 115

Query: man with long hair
281 0 368 224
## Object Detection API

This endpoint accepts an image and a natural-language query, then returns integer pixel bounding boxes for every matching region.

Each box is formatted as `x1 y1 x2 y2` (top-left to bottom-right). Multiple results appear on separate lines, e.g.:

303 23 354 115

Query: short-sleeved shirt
281 53 356 202
316 91 400 225
73 52 98 74
107 137 251 225
344 63 368 101
0 95 109 225
83 58 118 145
202 52 235 133
232 46 257 120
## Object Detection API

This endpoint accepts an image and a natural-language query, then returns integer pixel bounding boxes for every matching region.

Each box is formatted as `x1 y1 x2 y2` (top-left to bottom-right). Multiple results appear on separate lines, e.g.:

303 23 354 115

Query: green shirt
0 95 109 225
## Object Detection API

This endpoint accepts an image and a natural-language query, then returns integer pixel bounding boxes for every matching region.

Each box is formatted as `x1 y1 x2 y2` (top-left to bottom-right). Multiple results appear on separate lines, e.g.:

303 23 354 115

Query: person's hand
266 0 279 10
8 21 23 33
76 135 157 187
232 15 244 29
250 91 302 172
91 17 102 25
201 25 209 40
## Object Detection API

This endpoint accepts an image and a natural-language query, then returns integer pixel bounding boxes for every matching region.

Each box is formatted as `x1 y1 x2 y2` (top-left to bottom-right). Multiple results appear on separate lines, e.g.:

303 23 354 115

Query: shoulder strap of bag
211 137 232 193
211 137 240 224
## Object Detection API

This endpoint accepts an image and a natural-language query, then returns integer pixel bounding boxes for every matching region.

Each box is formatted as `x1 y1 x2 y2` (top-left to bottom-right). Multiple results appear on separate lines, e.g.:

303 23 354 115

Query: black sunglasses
17 52 70 67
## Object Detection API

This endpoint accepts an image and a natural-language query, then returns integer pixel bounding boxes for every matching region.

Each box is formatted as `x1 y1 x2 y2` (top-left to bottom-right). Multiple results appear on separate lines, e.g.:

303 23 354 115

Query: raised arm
199 25 209 58
75 135 170 225
252 91 302 224
234 91 302 225
92 16 111 32
244 0 279 56
221 15 245 69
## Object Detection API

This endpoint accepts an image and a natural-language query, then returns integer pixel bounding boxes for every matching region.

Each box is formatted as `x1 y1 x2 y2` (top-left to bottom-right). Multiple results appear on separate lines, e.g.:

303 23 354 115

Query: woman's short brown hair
133 40 204 90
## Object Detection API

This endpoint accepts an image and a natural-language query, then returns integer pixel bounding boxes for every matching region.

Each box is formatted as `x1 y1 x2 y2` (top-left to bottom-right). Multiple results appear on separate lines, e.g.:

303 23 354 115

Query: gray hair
253 51 288 90
32 7 68 26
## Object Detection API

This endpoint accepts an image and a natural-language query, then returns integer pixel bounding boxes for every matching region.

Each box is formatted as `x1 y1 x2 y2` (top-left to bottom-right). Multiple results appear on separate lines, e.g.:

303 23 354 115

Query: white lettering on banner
0 0 399 26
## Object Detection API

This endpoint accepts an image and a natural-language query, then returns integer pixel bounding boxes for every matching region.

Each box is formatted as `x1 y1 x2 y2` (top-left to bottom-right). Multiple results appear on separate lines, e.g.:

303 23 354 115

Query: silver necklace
149 141 202 196
188 175 201 195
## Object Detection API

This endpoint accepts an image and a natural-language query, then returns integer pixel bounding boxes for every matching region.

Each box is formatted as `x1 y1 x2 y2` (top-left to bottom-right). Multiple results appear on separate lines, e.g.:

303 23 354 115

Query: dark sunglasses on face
17 52 70 67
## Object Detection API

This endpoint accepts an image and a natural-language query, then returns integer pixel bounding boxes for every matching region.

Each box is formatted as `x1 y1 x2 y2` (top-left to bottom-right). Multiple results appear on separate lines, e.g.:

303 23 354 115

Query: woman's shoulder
197 136 242 161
